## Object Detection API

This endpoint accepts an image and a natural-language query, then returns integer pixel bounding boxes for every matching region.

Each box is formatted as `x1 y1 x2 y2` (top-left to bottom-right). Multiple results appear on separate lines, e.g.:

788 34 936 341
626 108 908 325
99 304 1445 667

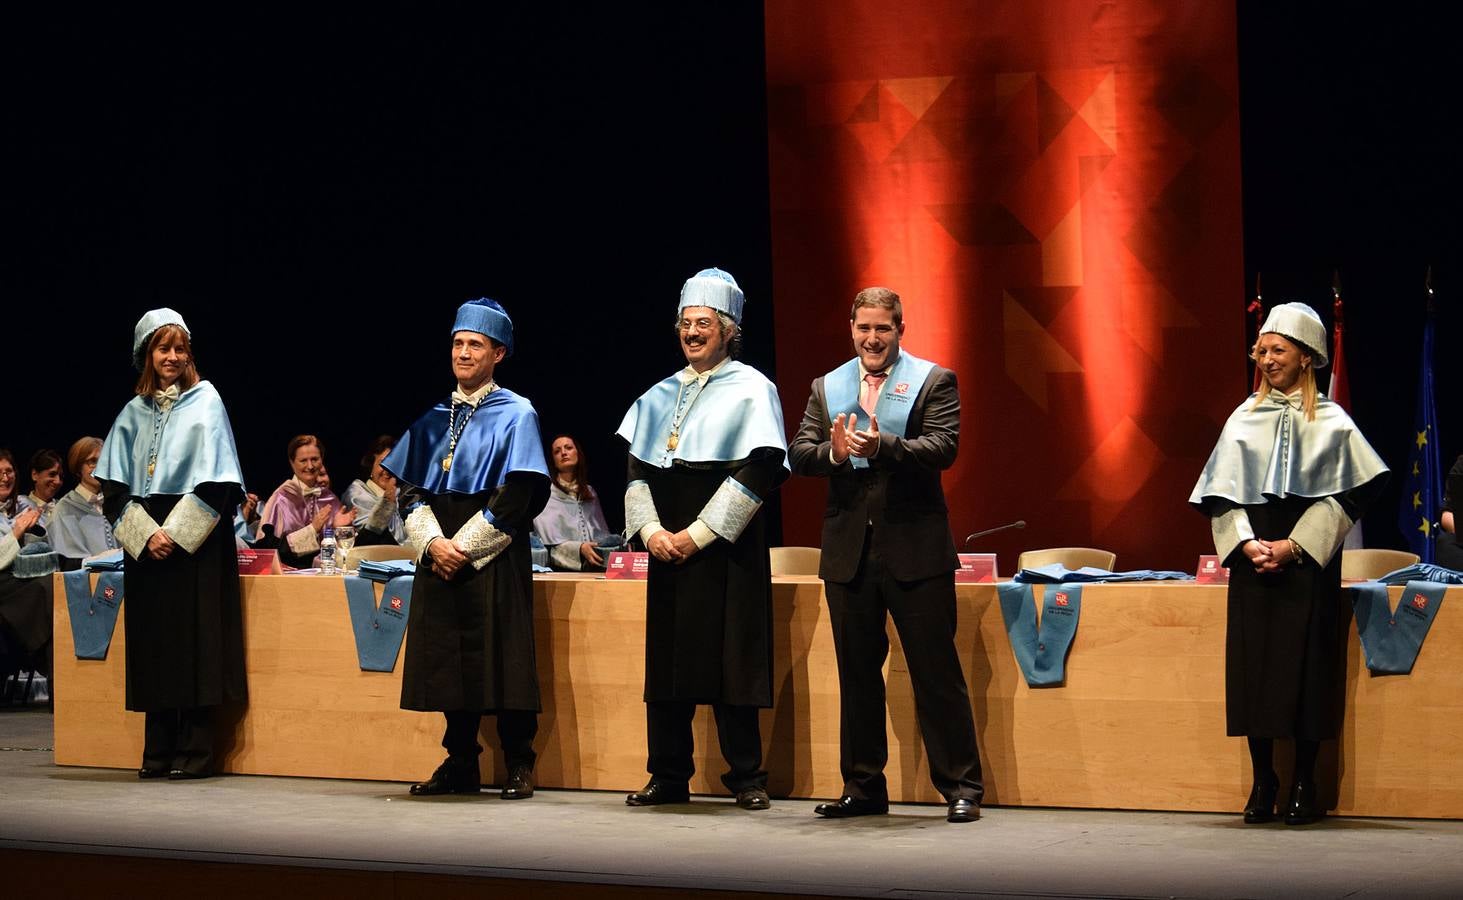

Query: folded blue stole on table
1349 580 1448 675
342 574 413 672
1015 564 1193 583
1371 563 1463 586
62 570 125 660
996 582 1083 687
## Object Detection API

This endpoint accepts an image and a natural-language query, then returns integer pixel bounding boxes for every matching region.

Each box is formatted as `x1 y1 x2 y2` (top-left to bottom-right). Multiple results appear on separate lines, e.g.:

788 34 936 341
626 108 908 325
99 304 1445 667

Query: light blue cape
617 360 788 468
95 380 245 497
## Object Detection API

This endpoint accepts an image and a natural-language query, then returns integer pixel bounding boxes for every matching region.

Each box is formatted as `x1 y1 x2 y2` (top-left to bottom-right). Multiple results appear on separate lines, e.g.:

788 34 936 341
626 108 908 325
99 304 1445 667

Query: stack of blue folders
357 558 416 583
83 549 125 571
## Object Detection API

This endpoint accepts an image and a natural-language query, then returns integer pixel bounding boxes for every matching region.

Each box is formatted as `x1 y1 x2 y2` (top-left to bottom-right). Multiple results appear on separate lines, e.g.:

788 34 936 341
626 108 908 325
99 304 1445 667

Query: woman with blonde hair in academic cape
97 309 247 779
1190 302 1386 825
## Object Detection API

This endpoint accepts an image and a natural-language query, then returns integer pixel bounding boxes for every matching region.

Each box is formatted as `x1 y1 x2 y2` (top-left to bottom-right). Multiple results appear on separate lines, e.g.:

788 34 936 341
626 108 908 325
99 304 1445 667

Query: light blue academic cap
132 308 190 371
678 268 745 325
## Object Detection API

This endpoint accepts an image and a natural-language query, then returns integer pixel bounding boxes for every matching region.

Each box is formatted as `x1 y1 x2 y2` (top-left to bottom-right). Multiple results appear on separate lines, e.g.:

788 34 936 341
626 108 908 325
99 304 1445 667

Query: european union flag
1398 292 1442 562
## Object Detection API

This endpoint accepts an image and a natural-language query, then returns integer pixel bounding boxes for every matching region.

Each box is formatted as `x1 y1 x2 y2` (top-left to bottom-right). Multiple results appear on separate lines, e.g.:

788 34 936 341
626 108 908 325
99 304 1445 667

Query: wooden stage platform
51 572 1463 817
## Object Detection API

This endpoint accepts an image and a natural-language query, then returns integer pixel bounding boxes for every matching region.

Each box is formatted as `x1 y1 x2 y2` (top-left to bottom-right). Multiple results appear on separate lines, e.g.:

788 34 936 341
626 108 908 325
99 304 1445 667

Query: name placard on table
237 548 280 575
955 553 998 583
1195 555 1228 584
604 551 650 580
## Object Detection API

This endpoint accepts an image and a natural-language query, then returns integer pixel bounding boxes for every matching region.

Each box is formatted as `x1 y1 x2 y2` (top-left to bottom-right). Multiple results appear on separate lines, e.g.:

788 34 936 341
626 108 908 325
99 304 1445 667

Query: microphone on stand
963 519 1025 549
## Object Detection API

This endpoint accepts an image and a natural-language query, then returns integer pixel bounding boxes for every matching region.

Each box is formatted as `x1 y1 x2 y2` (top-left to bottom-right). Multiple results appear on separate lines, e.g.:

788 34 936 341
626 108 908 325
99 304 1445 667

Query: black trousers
442 709 538 772
142 706 214 775
646 700 766 793
825 536 983 803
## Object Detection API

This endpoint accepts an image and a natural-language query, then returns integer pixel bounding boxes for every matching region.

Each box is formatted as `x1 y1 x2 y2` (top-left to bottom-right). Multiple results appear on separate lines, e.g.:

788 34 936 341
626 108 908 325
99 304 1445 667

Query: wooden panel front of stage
52 574 1463 817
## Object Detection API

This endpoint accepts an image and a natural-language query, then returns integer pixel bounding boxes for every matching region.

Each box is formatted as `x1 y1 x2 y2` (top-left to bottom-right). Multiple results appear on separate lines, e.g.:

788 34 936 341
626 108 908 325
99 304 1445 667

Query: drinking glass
335 525 357 573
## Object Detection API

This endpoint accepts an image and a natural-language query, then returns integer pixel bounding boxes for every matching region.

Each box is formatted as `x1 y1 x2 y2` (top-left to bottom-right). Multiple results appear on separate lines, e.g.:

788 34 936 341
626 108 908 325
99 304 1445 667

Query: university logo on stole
1412 593 1429 612
894 382 909 395
390 595 404 612
103 586 116 601
1054 592 1070 607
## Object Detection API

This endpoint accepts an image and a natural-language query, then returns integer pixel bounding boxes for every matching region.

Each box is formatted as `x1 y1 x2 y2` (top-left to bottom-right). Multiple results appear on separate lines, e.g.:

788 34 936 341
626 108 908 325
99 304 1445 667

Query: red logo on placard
1412 594 1428 612
894 382 909 395
103 587 116 600
390 596 404 611
1054 593 1069 607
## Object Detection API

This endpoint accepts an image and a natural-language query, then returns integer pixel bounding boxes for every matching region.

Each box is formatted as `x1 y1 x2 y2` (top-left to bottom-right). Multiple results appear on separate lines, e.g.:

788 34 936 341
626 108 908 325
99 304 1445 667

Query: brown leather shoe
500 765 535 800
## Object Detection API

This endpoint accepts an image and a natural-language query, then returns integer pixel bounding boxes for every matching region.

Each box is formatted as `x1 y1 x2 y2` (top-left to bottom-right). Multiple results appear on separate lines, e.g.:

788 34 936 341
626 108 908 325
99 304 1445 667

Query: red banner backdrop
765 1 1244 571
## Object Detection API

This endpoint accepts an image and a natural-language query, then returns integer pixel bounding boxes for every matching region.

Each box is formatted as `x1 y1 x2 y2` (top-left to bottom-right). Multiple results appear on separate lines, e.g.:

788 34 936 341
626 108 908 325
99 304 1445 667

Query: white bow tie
153 384 180 408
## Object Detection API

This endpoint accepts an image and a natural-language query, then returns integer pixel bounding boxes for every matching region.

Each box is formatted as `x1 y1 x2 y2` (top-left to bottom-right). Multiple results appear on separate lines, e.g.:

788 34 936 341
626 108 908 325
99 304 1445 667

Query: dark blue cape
382 387 549 494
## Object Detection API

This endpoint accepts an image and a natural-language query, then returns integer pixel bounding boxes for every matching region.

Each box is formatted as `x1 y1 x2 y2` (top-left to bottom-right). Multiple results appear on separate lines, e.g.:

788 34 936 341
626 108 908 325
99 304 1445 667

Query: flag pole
1247 272 1263 393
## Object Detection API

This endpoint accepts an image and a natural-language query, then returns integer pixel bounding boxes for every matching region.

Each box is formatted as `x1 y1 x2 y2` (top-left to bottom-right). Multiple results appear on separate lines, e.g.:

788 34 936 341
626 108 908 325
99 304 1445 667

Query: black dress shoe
1283 779 1320 826
626 780 690 806
409 760 481 796
137 767 170 780
813 795 888 818
168 769 213 780
1243 774 1279 824
735 787 771 810
500 765 535 800
947 797 980 823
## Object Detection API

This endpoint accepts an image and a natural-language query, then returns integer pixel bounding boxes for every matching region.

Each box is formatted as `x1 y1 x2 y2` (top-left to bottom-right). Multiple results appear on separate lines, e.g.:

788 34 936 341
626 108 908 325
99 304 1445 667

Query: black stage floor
3 709 1462 899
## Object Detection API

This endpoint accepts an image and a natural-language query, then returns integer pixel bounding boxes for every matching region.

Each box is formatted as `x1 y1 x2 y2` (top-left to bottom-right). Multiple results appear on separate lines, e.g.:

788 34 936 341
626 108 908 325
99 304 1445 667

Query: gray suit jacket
788 363 960 583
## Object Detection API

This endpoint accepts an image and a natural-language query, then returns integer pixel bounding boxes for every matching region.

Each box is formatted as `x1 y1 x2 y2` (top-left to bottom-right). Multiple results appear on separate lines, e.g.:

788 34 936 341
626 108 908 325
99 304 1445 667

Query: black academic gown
1219 489 1375 740
103 484 247 712
630 450 783 708
0 572 51 675
398 474 548 713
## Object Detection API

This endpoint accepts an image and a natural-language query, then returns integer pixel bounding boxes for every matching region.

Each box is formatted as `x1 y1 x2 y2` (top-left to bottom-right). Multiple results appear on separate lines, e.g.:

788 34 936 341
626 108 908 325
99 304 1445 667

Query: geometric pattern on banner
766 1 1245 570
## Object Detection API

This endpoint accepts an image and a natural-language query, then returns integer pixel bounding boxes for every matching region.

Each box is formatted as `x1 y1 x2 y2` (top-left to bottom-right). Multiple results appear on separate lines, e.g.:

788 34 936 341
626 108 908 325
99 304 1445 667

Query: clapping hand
847 414 880 459
10 507 40 538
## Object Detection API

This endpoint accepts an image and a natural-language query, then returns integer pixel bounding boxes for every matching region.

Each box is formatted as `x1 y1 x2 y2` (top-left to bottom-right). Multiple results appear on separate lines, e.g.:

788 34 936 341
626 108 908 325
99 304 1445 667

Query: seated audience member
0 449 40 536
233 490 262 548
27 448 63 527
258 434 354 568
48 436 119 564
1439 453 1463 570
342 435 406 546
532 434 619 570
0 509 52 686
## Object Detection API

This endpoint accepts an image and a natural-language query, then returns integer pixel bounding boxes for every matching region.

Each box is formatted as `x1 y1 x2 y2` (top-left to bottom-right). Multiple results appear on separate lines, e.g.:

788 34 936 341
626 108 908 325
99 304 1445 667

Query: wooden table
52 573 1463 817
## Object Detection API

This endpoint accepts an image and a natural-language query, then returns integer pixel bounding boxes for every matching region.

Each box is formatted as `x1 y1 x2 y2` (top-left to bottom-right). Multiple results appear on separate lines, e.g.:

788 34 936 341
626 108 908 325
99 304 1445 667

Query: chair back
1016 547 1117 572
770 546 821 576
1341 548 1420 581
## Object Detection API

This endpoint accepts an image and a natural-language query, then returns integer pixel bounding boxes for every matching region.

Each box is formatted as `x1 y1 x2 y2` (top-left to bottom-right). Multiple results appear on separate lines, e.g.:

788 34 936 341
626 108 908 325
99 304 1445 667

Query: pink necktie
861 372 887 416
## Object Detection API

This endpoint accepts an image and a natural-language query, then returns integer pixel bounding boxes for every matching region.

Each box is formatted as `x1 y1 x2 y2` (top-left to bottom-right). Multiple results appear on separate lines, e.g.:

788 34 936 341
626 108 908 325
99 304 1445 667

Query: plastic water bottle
319 527 337 575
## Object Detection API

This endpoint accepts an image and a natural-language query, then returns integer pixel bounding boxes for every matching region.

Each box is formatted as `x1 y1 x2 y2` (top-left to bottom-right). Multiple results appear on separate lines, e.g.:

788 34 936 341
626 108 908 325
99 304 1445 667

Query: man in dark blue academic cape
382 298 550 799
